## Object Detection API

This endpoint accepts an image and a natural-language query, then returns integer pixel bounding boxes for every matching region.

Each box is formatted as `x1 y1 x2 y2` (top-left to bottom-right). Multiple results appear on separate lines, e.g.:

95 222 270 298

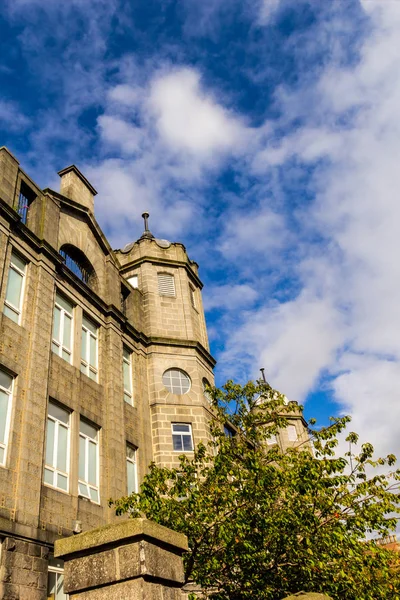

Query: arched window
59 245 96 287
202 378 212 403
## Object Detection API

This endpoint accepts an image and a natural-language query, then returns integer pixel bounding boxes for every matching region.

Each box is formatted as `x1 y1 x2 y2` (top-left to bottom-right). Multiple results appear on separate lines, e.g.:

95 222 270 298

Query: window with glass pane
81 315 98 381
3 252 27 324
162 369 191 394
78 419 99 503
52 293 73 364
0 369 13 466
202 378 212 403
123 347 133 405
47 556 68 600
126 444 138 494
172 423 194 452
44 402 70 492
16 181 36 225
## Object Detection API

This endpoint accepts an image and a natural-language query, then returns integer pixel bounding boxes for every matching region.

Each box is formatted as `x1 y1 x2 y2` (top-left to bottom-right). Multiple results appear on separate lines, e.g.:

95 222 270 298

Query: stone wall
0 537 49 600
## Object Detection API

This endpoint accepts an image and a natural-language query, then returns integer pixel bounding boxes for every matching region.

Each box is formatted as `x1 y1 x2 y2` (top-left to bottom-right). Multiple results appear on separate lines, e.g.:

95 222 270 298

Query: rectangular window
266 434 278 446
47 555 68 600
3 252 27 324
81 315 98 381
287 424 298 442
0 369 13 466
16 181 36 225
123 347 133 405
172 423 194 452
78 419 99 503
52 293 73 364
158 273 175 297
189 284 196 308
126 444 138 495
44 402 70 492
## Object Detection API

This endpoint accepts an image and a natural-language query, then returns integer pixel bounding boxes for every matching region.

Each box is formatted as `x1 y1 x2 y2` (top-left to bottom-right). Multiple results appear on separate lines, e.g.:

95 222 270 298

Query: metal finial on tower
140 212 154 239
260 368 266 383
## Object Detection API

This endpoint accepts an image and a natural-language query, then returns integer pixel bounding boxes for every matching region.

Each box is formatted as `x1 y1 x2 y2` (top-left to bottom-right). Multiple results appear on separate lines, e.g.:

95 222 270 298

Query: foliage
110 380 400 600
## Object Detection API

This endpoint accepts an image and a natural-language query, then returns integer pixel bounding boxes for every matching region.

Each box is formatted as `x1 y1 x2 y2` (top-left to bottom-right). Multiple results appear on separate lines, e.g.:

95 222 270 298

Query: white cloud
219 208 288 259
258 0 281 25
221 290 344 400
84 156 200 247
85 65 249 245
97 115 144 155
149 68 246 156
0 100 30 130
108 84 141 106
218 1 400 462
204 284 258 311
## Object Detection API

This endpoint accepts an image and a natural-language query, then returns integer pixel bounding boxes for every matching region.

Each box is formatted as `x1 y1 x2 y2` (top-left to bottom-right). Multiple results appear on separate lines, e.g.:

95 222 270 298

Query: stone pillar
55 518 188 600
0 537 49 600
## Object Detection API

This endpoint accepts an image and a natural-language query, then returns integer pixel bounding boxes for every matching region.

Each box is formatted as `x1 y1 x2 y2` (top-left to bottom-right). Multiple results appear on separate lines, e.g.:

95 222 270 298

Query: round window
162 368 191 395
202 378 212 402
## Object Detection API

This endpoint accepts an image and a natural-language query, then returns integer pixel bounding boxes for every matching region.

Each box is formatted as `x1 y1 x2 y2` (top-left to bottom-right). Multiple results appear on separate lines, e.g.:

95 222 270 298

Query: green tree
111 380 400 600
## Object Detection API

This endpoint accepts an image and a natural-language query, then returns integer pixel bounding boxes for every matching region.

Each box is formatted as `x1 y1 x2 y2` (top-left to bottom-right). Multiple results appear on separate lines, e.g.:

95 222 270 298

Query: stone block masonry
55 518 188 599
0 537 49 600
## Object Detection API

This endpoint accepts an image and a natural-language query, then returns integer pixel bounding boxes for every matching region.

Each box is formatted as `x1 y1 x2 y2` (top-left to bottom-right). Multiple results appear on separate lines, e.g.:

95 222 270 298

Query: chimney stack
58 165 97 214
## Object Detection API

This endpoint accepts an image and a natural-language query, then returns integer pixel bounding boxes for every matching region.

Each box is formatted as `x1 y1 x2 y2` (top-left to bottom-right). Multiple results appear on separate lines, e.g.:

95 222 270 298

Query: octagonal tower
115 216 216 468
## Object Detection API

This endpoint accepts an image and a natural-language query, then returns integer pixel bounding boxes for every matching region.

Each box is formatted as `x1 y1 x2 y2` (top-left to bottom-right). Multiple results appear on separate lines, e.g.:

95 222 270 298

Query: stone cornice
119 255 203 289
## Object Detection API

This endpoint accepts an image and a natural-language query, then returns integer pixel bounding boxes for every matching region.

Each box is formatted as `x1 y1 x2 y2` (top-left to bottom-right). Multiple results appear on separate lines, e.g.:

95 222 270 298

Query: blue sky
2 0 400 457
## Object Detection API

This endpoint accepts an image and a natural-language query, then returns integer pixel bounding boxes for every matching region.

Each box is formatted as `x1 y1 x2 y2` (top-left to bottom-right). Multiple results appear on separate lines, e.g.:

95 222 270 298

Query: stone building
0 146 308 599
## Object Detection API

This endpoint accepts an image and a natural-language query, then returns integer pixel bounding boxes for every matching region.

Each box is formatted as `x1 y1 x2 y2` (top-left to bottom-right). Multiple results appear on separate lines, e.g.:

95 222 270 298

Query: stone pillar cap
54 518 188 559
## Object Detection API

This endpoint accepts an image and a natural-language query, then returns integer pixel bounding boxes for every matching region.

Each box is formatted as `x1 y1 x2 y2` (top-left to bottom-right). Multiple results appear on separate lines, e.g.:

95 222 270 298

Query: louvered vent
158 273 176 296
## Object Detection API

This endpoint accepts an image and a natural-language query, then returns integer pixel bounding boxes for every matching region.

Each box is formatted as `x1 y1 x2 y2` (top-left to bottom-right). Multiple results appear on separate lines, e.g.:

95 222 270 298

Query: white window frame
0 369 14 467
44 402 70 493
80 315 98 381
78 419 100 503
52 293 74 364
48 556 68 599
172 423 194 452
3 251 27 324
162 368 191 395
123 347 133 405
126 444 138 495
157 273 175 297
